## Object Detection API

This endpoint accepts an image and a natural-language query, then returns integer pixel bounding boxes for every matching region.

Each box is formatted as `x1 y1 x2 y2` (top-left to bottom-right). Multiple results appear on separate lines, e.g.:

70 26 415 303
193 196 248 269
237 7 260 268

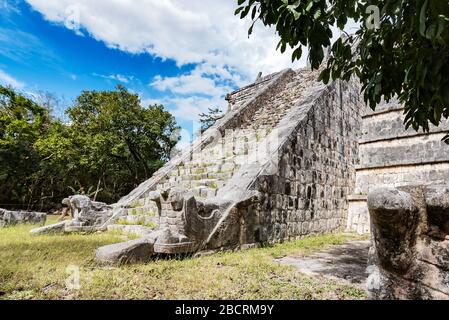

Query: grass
0 217 368 300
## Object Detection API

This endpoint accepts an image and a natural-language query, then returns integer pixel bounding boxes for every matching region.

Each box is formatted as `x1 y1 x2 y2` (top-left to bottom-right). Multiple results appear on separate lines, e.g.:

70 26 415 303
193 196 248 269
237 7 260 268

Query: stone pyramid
95 67 362 264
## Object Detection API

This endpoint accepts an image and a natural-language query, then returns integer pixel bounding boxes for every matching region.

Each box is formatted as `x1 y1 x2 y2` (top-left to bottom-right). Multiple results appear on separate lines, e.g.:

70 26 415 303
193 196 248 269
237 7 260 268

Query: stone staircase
107 196 159 237
105 69 298 237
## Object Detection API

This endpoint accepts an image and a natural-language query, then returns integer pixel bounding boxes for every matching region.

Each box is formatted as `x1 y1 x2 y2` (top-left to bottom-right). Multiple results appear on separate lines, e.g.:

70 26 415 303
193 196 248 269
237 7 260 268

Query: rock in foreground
367 185 449 300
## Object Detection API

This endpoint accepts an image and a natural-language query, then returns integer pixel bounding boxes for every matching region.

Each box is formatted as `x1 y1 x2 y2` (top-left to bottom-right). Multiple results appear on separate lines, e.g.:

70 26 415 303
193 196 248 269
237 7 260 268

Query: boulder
95 233 159 265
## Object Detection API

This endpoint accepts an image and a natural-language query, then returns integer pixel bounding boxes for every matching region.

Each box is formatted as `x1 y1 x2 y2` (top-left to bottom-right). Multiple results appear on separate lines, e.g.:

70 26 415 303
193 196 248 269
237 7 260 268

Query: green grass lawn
0 216 367 300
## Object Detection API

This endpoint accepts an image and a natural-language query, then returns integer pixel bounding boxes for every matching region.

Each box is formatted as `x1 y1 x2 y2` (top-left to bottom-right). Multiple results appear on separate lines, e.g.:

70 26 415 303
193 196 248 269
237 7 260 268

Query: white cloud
140 97 162 107
143 95 225 122
0 69 24 88
26 0 339 129
150 66 234 97
168 95 226 122
140 94 226 150
26 0 306 80
92 73 133 83
24 0 361 152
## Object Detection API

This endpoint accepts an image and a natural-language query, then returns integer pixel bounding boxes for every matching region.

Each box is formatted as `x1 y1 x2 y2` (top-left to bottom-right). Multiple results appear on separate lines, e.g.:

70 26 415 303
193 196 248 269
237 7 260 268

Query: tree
235 0 449 140
199 107 224 133
0 86 52 209
0 85 179 210
37 85 180 205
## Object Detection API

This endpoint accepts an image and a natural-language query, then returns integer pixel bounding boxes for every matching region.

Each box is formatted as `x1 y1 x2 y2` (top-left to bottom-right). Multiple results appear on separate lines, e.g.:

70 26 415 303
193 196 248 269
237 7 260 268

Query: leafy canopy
235 0 449 140
0 85 179 210
0 86 52 209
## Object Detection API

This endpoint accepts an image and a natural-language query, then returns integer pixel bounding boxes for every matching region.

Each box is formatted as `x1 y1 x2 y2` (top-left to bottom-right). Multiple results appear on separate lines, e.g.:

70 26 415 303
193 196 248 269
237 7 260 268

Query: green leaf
287 5 301 20
306 0 314 12
240 6 251 19
419 0 428 37
318 68 331 84
235 7 244 15
292 46 303 62
251 6 257 20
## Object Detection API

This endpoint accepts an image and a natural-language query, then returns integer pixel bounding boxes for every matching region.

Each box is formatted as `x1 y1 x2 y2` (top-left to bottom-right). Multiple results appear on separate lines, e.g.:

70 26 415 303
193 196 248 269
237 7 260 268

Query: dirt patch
276 240 370 289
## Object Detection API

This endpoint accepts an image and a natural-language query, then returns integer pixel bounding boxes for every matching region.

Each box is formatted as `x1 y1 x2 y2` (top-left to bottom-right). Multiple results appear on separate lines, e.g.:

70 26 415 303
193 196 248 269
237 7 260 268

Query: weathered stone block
0 209 46 227
95 236 157 265
367 185 449 299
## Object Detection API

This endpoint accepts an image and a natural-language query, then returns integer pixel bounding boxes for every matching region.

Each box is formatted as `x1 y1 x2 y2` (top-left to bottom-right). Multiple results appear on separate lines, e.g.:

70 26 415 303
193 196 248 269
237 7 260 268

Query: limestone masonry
347 98 449 234
0 209 46 227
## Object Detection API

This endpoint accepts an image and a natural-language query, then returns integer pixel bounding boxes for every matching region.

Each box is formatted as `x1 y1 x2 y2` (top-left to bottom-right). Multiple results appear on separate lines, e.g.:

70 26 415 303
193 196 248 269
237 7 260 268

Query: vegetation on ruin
199 107 225 134
0 217 366 300
236 0 449 141
0 85 179 211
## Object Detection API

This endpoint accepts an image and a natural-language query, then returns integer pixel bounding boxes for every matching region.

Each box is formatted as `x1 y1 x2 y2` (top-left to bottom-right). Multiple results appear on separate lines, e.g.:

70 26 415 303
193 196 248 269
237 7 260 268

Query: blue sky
0 0 309 146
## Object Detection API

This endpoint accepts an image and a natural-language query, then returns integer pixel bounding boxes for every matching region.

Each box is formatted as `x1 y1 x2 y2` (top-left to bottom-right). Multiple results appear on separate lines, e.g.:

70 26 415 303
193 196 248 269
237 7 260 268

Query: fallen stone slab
95 234 160 265
0 208 46 227
30 221 66 235
276 240 370 289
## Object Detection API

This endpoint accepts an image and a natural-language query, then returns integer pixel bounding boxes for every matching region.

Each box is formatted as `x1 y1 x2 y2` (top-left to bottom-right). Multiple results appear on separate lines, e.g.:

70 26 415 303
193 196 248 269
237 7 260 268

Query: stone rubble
0 208 46 227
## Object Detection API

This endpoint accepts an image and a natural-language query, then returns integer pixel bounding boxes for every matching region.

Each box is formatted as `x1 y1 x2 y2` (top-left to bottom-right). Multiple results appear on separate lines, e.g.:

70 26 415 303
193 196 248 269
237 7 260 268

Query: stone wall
347 99 449 234
347 195 370 235
241 77 362 244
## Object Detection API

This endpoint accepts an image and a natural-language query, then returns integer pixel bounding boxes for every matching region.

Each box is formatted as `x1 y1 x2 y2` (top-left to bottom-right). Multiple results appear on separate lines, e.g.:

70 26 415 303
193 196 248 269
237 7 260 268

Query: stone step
170 163 239 178
125 205 158 217
127 124 276 210
107 224 155 237
192 186 218 199
119 215 159 226
190 178 220 189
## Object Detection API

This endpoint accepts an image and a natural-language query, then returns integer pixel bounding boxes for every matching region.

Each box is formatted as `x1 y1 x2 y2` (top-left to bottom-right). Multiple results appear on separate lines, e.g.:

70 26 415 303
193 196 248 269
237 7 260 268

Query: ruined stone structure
30 195 112 235
0 209 46 227
367 185 449 299
95 67 363 264
29 66 449 298
347 100 449 234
